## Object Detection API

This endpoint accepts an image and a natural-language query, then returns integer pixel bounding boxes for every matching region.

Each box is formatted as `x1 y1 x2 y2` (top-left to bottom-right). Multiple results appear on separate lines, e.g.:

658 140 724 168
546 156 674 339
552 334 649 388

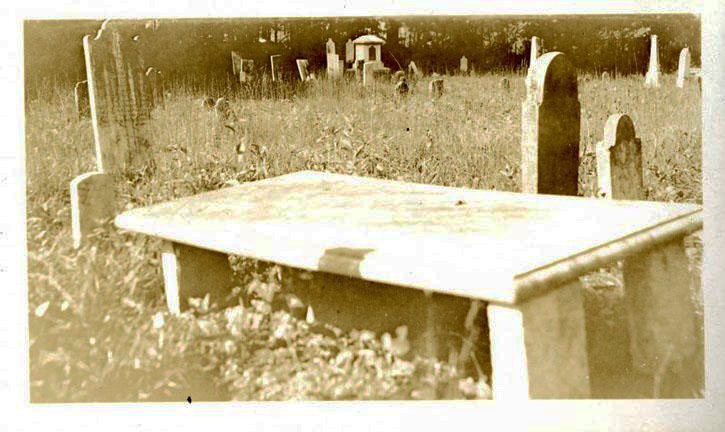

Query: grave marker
144 67 164 109
270 54 282 81
231 51 242 77
460 56 468 74
345 39 354 64
429 78 445 98
296 59 310 81
644 35 660 88
521 52 580 196
240 59 254 83
596 114 644 201
83 19 156 173
326 39 342 79
676 48 691 89
500 77 511 90
362 61 385 87
408 61 421 80
601 71 610 80
74 80 90 119
70 172 116 249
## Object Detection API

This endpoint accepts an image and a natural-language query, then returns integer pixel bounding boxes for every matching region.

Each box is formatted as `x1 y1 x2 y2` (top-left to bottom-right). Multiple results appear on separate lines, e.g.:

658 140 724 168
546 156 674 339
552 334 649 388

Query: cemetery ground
25 72 703 402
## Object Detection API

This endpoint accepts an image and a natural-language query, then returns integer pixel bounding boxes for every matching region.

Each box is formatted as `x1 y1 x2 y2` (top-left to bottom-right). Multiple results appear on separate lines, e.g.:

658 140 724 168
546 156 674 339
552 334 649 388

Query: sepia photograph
9 0 725 429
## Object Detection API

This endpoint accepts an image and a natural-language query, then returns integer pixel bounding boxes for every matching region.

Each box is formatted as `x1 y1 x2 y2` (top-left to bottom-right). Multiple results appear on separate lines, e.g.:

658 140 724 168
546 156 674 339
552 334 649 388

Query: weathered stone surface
362 61 385 87
676 47 691 89
296 59 310 81
644 35 660 88
525 36 541 90
270 54 283 82
326 39 342 79
408 61 421 80
623 238 701 397
70 172 116 249
239 59 254 83
488 281 590 399
429 78 445 98
521 52 580 196
596 114 644 200
231 51 241 77
460 56 468 74
345 39 354 64
74 80 90 119
83 19 157 173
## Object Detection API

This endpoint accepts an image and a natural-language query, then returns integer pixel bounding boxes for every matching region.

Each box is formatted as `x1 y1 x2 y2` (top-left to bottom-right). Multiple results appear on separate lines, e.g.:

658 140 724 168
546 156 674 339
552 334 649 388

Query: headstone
601 71 610 80
144 67 164 109
326 39 342 79
74 80 90 119
408 61 421 80
393 70 406 82
83 19 156 173
362 61 385 87
644 35 660 88
296 59 310 81
429 78 445 98
676 48 691 89
525 36 541 89
270 55 282 82
521 52 580 196
394 76 409 97
596 114 644 200
345 39 354 64
460 56 468 74
240 59 254 83
231 51 242 77
70 172 116 249
500 77 511 91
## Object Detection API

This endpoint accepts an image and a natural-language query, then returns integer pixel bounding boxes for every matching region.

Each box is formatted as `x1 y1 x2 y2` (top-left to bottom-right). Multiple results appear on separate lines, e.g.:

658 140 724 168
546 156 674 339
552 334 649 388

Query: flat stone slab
115 171 702 305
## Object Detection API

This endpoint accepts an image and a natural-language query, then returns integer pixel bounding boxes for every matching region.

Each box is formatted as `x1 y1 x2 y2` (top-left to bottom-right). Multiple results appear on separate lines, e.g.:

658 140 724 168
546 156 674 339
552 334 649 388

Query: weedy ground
25 72 703 402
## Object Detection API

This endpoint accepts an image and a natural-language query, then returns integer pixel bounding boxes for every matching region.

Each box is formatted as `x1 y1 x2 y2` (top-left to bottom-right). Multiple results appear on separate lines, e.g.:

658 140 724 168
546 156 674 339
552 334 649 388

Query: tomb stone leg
623 237 702 397
487 281 591 399
161 241 235 315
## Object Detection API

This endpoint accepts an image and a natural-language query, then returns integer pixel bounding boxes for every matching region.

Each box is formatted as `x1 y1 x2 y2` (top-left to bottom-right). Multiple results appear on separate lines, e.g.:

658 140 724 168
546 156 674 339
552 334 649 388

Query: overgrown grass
25 71 703 402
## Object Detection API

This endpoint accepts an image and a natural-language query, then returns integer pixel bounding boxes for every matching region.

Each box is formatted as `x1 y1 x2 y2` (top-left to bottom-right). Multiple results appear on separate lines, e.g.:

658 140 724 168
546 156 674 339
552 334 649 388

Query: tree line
24 14 700 101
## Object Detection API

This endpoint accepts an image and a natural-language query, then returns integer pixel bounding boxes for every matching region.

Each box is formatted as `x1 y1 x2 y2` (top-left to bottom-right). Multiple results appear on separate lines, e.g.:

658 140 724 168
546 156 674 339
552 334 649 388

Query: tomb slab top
116 171 702 304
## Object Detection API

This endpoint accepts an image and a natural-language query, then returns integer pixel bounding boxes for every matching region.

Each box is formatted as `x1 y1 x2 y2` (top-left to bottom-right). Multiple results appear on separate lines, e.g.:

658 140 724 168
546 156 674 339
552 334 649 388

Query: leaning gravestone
70 172 116 249
596 114 644 201
270 55 283 82
676 48 691 89
521 52 580 196
74 80 90 119
644 35 660 88
408 61 421 80
296 59 310 81
83 19 157 173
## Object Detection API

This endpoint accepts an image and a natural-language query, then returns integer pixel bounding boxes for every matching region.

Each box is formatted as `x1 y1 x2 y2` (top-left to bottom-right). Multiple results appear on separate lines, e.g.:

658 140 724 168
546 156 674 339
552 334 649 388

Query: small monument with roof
350 34 390 86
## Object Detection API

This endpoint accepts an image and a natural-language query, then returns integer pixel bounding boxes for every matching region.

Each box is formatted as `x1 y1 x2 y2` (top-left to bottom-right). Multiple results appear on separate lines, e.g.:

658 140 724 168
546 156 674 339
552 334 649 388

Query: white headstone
70 172 116 249
460 56 468 74
676 48 691 89
326 39 342 79
408 61 421 80
644 35 660 88
239 59 254 83
231 51 242 77
596 114 644 201
346 39 354 64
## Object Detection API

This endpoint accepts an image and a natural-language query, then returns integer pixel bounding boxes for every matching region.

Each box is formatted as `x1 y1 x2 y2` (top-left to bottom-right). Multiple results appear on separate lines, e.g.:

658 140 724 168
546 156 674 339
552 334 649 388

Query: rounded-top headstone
596 113 644 201
521 52 580 196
